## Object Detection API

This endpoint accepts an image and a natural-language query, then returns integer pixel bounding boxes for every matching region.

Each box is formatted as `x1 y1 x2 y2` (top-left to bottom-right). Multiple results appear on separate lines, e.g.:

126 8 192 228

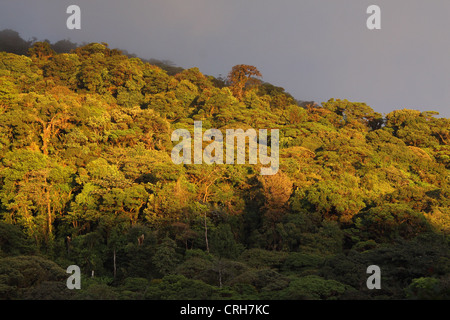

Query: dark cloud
1 0 448 117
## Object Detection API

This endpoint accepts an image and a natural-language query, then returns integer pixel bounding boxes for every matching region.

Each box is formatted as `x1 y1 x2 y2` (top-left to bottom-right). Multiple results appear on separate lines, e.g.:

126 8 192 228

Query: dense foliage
0 34 449 300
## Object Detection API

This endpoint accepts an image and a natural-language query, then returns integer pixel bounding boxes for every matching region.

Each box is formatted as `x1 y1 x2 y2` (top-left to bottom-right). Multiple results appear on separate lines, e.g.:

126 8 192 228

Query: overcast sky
1 0 449 117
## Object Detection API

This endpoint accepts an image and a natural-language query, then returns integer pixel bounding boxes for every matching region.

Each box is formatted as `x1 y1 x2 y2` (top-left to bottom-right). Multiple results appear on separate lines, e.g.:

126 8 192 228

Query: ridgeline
0 33 449 300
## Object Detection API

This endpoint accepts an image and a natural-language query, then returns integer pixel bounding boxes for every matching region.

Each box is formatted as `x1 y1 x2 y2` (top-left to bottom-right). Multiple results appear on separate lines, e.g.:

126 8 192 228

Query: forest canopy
0 30 449 300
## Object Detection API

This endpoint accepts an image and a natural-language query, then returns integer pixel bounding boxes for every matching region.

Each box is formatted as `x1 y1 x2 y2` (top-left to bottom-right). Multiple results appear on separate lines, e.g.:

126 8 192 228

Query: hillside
0 40 449 300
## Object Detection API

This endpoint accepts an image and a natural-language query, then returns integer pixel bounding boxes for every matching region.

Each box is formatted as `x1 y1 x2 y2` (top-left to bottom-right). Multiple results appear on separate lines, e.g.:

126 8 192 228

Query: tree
354 203 431 242
144 274 218 300
210 223 240 259
280 275 349 300
153 237 180 276
405 277 450 300
0 41 449 301
0 150 74 243
0 222 33 256
0 29 32 55
227 65 262 99
28 41 56 60
0 255 68 299
259 171 293 250
0 52 41 90
322 98 383 131
43 53 80 89
25 93 72 155
174 67 212 90
196 87 238 121
51 39 78 54
385 109 440 147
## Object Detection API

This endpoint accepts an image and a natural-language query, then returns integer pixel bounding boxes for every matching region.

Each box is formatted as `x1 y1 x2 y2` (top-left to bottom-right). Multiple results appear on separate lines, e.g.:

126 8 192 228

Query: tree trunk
113 248 117 279
44 178 52 239
42 126 50 155
204 211 209 253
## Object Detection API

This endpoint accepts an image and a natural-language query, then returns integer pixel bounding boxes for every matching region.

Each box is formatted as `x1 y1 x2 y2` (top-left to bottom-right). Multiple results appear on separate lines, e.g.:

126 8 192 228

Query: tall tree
227 65 262 99
0 150 73 243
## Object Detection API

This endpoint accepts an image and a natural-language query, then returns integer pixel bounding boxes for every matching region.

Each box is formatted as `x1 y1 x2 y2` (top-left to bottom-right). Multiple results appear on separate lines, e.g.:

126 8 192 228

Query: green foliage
280 275 349 300
0 41 448 300
0 255 68 299
145 275 218 300
321 233 450 299
0 222 33 256
210 224 241 259
153 237 181 276
282 252 325 275
43 53 80 88
73 281 118 300
354 204 431 242
28 41 55 60
405 276 450 300
239 249 288 269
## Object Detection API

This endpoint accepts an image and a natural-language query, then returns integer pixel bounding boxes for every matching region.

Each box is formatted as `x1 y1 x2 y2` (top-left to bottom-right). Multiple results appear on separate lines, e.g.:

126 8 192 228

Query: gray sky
1 0 449 117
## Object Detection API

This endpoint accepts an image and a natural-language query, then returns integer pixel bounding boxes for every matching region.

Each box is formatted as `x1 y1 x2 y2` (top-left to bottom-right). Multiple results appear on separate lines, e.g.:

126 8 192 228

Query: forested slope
0 39 449 300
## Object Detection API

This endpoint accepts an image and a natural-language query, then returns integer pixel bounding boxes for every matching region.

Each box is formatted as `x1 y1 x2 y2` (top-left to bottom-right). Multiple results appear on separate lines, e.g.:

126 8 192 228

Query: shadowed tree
0 29 33 55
